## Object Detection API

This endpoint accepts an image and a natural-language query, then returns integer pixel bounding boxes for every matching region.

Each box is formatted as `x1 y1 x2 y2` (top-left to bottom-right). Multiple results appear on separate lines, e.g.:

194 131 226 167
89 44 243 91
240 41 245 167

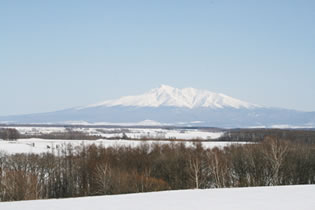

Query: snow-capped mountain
84 85 260 109
0 85 314 128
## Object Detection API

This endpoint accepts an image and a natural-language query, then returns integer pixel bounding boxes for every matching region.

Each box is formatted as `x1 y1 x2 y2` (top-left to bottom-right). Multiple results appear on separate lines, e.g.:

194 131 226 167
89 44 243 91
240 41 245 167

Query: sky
1 0 315 115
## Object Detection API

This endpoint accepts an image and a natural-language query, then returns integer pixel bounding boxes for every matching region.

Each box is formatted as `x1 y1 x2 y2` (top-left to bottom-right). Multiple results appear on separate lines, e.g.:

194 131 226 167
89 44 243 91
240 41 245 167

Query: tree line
0 136 315 202
219 128 315 143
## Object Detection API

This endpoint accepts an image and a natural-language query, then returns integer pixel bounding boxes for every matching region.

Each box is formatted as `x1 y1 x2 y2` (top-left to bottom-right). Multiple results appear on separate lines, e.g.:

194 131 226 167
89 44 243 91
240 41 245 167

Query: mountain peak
84 85 260 109
158 84 174 90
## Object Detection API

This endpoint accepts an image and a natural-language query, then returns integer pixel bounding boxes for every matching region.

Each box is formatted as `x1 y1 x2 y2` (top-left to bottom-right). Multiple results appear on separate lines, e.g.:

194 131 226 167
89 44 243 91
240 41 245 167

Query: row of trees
219 129 315 143
0 137 315 201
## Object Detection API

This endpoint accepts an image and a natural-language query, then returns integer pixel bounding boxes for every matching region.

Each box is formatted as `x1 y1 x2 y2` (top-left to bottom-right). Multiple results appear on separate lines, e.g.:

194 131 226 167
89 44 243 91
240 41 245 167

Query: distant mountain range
1 85 315 128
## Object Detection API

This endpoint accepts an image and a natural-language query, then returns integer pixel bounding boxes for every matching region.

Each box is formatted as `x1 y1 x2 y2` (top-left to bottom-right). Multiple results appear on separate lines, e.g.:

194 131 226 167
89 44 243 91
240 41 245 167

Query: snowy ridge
84 85 260 109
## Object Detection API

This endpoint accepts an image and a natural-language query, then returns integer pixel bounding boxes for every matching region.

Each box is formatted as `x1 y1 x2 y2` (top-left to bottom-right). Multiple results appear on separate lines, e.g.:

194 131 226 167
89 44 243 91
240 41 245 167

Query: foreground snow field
0 185 314 210
0 138 245 154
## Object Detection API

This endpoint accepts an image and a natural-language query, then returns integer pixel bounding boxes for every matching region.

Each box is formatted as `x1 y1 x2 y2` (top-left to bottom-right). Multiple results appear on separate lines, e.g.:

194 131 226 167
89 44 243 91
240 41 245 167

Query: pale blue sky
1 0 315 115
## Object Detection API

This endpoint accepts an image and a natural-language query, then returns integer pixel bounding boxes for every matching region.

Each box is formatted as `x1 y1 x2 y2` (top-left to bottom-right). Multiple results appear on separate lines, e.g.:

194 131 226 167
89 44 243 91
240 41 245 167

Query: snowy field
0 138 244 155
3 126 224 140
0 185 314 210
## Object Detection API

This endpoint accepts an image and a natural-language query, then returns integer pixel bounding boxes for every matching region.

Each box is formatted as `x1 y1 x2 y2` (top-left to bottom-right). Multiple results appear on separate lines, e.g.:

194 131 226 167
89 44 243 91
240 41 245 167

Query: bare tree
205 148 231 188
94 163 112 194
263 136 289 185
187 143 205 189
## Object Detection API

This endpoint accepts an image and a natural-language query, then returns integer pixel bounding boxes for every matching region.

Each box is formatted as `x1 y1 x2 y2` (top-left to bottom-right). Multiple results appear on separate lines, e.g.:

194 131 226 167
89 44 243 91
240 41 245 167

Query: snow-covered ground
0 138 244 155
4 126 66 135
4 126 224 140
86 127 223 140
0 185 314 210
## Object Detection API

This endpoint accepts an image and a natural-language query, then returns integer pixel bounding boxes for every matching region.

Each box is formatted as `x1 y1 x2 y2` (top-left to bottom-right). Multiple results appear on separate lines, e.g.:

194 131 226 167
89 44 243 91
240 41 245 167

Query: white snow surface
6 126 224 140
1 185 314 210
0 138 242 155
84 85 260 109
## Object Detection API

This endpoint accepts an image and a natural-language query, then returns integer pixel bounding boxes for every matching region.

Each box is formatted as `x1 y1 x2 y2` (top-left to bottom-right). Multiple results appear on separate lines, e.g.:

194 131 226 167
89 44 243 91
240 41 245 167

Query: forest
1 136 315 201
